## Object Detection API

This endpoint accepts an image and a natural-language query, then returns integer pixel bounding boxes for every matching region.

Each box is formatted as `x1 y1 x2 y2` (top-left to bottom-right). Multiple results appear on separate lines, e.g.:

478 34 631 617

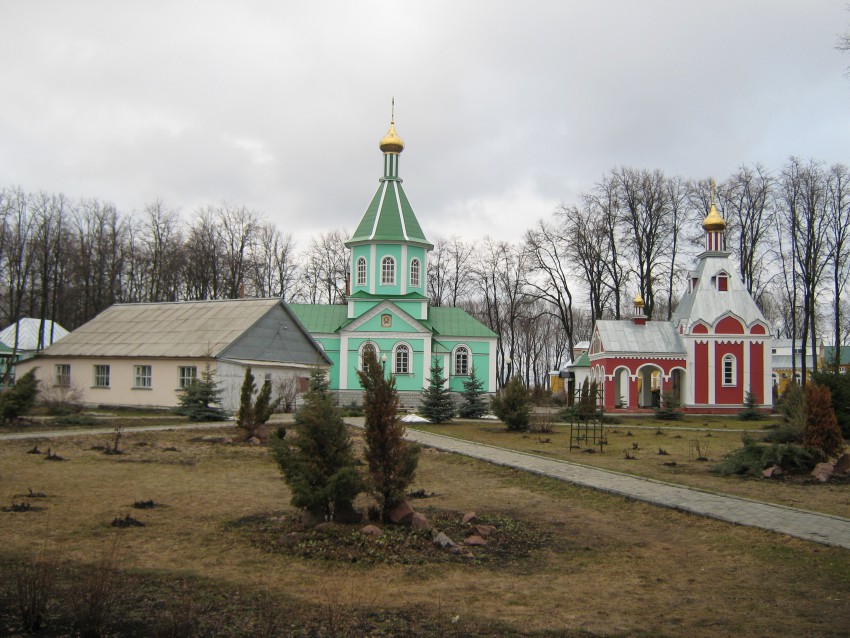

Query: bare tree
524 219 577 363
298 229 349 304
217 203 259 299
826 163 850 370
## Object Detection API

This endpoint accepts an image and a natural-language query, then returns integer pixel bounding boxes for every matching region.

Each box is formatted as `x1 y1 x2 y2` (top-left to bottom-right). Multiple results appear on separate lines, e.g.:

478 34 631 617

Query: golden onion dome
634 293 645 307
379 121 405 154
702 202 726 231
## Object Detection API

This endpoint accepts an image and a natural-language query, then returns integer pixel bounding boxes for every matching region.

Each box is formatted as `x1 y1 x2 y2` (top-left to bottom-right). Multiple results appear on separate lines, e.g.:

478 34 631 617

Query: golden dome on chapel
634 293 645 307
702 202 726 231
379 121 405 154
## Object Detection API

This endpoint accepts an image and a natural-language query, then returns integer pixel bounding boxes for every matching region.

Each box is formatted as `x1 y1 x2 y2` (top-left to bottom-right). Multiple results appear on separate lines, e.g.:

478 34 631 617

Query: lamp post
505 355 512 385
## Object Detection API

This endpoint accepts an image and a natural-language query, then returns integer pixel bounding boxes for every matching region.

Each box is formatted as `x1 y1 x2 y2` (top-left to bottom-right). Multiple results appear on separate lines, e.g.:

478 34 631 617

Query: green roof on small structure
571 352 590 367
825 346 850 366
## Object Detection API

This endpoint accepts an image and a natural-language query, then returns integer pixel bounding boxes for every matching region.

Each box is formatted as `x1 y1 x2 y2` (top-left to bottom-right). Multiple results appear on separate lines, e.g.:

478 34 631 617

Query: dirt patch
227 509 555 567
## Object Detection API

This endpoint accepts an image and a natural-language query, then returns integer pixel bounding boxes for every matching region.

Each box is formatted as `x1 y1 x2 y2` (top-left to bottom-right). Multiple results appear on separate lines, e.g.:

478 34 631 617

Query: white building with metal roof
16 298 330 412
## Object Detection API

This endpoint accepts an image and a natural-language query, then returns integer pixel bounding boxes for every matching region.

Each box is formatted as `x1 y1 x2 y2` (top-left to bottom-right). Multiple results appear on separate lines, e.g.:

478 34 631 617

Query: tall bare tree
826 163 850 370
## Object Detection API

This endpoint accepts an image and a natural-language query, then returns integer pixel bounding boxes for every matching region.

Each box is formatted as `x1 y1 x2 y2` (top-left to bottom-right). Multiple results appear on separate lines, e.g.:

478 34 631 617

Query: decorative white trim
369 244 377 294
370 182 388 240
400 245 408 295
394 182 409 240
340 334 349 388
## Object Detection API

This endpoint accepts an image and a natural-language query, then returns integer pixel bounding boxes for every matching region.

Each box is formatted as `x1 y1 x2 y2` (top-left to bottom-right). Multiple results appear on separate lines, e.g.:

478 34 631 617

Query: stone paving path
396 426 850 550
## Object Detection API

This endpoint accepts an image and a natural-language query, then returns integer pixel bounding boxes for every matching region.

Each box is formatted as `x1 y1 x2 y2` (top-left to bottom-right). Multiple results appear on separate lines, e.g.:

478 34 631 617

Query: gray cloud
1 1 847 249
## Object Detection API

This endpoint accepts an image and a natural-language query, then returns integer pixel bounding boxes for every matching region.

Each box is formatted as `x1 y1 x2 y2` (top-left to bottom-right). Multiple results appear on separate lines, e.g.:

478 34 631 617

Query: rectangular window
178 366 197 388
134 365 152 388
410 259 420 287
94 365 110 388
55 364 71 387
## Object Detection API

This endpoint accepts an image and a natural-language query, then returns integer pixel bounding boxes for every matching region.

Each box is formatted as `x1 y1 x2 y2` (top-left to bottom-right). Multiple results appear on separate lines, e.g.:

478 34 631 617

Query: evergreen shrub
491 376 531 431
803 383 845 457
419 358 455 423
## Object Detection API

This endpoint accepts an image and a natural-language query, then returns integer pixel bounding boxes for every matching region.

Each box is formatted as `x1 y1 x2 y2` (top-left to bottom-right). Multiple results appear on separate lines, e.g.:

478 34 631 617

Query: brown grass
412 415 850 518
0 423 848 636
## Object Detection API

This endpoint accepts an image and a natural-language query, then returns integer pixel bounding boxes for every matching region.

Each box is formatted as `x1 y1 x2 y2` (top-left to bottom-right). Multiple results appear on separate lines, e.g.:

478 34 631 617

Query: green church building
290 115 497 406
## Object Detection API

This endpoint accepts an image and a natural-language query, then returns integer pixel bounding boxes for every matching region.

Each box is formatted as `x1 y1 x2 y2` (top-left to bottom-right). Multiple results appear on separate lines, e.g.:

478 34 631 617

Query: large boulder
470 524 497 538
388 500 415 525
411 513 431 530
762 465 784 479
811 462 835 483
464 535 487 546
462 511 477 523
361 525 383 537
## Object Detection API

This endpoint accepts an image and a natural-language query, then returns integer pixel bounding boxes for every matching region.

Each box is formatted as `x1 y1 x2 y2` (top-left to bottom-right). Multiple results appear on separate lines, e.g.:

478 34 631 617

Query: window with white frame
178 366 197 388
722 355 736 386
360 342 378 370
381 256 395 285
134 365 152 388
394 344 410 374
55 364 71 387
454 346 469 376
94 365 110 388
410 258 420 287
356 257 367 286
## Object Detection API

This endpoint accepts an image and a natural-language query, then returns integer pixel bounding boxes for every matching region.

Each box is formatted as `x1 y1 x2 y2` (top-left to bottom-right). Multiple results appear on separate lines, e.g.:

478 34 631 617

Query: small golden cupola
702 179 727 252
632 293 647 325
379 98 405 154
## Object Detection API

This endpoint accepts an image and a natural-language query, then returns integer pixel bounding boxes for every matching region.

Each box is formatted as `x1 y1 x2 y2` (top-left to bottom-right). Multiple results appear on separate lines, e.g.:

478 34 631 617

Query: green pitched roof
289 303 496 339
428 307 497 338
288 304 349 333
825 346 850 366
347 179 432 248
571 352 590 367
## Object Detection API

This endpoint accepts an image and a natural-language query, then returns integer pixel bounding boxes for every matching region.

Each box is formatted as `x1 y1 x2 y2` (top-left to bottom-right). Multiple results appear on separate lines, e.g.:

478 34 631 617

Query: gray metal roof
593 320 685 355
672 254 767 327
37 298 329 363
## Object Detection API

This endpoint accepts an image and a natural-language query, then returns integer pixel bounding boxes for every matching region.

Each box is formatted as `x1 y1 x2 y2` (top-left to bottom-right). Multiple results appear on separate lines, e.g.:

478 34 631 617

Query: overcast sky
2 1 848 248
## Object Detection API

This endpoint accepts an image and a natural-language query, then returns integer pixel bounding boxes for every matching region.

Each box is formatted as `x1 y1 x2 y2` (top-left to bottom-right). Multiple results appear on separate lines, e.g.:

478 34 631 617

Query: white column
742 339 750 395
400 244 408 295
488 339 497 392
369 245 376 294
707 340 716 404
339 335 349 389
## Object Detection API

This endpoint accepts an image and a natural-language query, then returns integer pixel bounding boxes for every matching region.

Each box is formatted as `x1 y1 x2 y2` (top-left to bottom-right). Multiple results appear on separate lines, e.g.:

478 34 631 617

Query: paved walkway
392 426 850 550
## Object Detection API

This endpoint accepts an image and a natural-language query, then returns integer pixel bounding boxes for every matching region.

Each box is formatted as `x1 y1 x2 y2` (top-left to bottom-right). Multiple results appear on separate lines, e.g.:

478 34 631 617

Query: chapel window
394 344 410 374
410 258 420 288
454 346 469 376
381 256 395 285
722 355 736 386
356 257 367 286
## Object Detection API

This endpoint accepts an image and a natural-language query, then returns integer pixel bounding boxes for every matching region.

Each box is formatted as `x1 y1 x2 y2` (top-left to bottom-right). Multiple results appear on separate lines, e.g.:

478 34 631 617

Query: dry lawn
411 415 850 519
0 423 849 637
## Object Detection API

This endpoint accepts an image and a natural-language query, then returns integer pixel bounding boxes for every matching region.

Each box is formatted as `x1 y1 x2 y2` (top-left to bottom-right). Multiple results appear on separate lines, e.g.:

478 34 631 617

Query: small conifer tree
803 383 845 457
175 365 227 421
0 368 39 423
419 357 455 423
271 367 362 522
237 368 281 438
458 366 487 418
490 375 531 431
357 348 420 520
738 390 764 421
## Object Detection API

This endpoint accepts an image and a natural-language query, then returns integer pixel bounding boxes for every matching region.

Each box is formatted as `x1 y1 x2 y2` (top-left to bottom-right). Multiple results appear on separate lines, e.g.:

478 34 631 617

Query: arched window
454 346 469 376
723 354 736 386
360 342 378 370
410 258 420 288
356 257 367 286
381 256 395 285
394 344 410 374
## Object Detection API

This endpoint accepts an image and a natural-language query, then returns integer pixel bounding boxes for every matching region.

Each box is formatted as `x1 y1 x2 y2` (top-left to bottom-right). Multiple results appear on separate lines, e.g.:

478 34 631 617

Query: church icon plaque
381 314 392 328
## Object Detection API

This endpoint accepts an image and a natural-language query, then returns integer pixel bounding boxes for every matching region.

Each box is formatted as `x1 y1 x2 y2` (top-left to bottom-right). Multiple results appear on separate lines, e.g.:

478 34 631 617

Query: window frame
410 258 420 288
393 343 410 375
55 364 71 387
93 364 110 388
381 256 395 285
453 345 470 377
134 364 152 389
359 342 379 371
722 354 736 387
356 256 367 287
178 366 197 389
